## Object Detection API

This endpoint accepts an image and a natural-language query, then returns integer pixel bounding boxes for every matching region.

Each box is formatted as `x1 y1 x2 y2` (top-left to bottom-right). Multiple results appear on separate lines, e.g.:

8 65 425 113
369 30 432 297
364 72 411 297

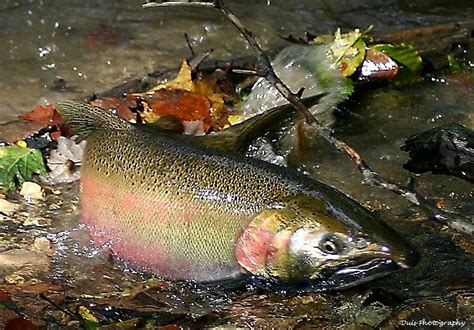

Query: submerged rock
0 249 50 282
32 237 53 257
0 198 19 216
20 182 45 200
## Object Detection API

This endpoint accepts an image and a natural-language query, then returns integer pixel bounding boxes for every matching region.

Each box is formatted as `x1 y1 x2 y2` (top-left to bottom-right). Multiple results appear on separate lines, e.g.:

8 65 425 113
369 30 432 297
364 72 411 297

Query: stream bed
0 0 473 328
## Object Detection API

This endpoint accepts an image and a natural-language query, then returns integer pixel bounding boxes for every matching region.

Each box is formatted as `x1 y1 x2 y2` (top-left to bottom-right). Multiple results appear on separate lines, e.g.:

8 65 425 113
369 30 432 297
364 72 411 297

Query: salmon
55 101 418 290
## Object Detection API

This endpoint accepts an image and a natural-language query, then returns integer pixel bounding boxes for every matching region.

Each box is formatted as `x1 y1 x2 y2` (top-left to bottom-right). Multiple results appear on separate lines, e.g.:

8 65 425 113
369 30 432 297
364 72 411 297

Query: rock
20 182 45 200
23 217 52 227
4 274 25 285
402 123 474 183
0 249 50 280
0 198 19 216
32 237 53 257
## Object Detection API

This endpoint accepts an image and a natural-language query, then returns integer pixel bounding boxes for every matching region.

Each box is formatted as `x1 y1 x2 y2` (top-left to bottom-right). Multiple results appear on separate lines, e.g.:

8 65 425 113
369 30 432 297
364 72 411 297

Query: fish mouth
308 258 398 291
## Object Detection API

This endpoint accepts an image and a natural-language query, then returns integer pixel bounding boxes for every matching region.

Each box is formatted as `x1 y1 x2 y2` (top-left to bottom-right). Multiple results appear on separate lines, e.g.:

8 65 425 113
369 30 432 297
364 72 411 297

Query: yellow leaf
142 60 194 95
16 140 27 148
78 305 99 323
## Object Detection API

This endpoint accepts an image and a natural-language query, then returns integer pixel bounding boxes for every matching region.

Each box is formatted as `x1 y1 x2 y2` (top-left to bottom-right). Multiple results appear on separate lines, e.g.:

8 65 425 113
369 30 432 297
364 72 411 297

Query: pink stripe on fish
80 172 204 279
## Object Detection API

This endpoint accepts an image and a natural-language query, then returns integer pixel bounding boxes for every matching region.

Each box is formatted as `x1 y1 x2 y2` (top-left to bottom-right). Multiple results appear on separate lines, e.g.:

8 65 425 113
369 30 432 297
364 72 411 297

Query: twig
183 32 195 56
143 1 473 235
39 292 77 318
143 1 215 8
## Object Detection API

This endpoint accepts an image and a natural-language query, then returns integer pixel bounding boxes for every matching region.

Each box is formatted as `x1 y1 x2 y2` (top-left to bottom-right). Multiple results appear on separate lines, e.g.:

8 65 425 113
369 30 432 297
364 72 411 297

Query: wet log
402 124 474 183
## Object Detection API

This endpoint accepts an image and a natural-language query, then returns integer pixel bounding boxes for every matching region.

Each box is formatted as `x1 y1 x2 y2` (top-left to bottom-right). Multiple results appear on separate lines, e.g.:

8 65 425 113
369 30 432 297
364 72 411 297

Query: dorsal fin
54 101 133 140
195 93 327 153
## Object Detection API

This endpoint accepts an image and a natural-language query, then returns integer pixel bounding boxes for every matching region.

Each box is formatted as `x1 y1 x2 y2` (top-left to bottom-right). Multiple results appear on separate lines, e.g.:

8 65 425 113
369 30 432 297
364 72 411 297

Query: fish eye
319 236 344 254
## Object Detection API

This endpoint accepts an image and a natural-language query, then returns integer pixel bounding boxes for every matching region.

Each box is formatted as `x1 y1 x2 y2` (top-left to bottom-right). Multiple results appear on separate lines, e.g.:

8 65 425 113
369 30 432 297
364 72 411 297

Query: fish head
235 195 418 290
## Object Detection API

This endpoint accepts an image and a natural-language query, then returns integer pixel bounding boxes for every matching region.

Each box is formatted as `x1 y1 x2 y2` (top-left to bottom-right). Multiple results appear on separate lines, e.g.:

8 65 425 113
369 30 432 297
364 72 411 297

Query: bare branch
183 32 195 56
143 0 473 235
143 1 215 9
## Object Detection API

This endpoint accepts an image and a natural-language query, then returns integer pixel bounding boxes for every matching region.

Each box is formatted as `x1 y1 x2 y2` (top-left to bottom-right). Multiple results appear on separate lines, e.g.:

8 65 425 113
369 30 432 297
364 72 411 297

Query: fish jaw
304 258 399 291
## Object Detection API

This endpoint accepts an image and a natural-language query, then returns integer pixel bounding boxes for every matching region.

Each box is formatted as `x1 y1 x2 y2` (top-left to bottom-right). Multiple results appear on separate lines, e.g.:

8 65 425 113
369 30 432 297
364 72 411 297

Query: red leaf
18 105 63 126
0 289 11 302
90 96 139 122
5 317 38 330
143 89 212 133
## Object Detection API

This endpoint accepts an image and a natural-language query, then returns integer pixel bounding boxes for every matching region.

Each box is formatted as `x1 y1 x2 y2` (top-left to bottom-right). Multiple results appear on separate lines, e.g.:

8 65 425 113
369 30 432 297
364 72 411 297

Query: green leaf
0 145 47 191
447 54 474 80
370 43 423 84
324 29 367 77
338 39 366 77
447 54 463 72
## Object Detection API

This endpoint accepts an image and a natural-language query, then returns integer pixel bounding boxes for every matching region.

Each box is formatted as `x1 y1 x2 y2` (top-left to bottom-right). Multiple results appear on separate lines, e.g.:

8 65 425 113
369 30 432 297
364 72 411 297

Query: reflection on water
0 0 473 327
1 0 474 122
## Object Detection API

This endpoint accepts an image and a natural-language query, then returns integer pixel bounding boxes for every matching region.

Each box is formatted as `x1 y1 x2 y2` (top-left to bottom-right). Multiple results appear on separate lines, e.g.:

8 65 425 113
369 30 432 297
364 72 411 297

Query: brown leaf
18 105 63 126
5 317 38 330
142 89 212 133
90 95 139 122
0 121 45 144
0 309 19 330
137 61 235 132
0 283 64 296
16 105 71 140
359 49 399 79
85 25 130 49
0 289 11 302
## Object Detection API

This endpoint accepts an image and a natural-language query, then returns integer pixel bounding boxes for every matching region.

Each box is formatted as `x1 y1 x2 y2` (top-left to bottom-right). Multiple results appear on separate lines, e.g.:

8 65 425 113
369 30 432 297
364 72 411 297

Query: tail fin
55 101 132 140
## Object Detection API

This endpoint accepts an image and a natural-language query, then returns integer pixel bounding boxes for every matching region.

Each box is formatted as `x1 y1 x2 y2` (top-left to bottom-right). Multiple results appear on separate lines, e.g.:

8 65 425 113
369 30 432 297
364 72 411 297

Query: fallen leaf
359 49 399 79
0 283 64 296
143 60 194 93
0 145 47 191
5 316 38 330
136 60 234 133
326 29 366 77
17 105 71 140
0 310 20 330
0 121 46 144
141 89 212 133
370 43 423 84
0 289 11 302
45 136 86 184
78 306 99 324
90 95 139 122
85 25 130 49
18 105 62 126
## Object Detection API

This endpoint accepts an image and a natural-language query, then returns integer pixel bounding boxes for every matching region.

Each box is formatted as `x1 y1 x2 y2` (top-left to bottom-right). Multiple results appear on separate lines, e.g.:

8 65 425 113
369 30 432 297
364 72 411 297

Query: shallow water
0 0 473 328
